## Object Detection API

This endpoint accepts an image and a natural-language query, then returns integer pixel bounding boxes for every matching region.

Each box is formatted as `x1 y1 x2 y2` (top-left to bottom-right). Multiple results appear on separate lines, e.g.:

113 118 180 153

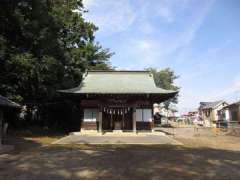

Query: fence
154 120 240 137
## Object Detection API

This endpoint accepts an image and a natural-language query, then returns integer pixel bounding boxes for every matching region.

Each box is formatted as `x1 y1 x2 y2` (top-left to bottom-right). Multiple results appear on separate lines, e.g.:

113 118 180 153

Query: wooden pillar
110 113 113 130
99 106 103 133
152 104 154 131
132 105 136 132
0 109 3 147
238 105 240 124
122 111 125 130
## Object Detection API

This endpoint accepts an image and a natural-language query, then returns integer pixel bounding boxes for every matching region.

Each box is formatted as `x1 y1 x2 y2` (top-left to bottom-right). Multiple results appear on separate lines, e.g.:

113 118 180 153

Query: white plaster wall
225 109 230 121
213 103 227 121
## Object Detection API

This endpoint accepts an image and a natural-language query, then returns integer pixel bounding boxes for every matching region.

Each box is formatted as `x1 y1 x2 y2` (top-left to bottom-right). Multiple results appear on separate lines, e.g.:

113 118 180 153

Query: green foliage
0 0 113 102
146 67 180 108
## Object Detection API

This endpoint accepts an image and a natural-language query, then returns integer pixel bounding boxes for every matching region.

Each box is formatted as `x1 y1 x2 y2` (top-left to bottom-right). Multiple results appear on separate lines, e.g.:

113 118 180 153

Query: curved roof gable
59 70 177 95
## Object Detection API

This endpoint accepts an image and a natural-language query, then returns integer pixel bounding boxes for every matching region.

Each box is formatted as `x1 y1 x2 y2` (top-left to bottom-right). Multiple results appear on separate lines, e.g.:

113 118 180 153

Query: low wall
81 122 98 130
137 122 153 130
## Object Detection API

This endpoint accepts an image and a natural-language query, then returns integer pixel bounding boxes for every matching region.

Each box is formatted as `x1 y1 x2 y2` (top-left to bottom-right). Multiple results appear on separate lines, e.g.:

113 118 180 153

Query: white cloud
126 39 164 68
140 23 156 34
83 0 136 36
177 69 240 113
211 75 240 100
179 0 215 47
132 0 215 69
138 0 191 24
175 40 233 112
83 0 97 7
83 0 221 112
153 2 175 23
83 0 194 36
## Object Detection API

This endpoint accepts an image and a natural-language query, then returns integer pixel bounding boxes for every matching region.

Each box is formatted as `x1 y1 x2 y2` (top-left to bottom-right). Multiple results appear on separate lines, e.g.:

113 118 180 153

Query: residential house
154 103 179 124
199 101 228 127
188 111 200 124
154 104 177 117
221 101 240 127
59 70 177 132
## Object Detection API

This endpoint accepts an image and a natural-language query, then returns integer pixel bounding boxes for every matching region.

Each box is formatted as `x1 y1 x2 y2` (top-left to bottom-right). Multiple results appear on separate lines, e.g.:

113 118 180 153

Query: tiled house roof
199 100 225 110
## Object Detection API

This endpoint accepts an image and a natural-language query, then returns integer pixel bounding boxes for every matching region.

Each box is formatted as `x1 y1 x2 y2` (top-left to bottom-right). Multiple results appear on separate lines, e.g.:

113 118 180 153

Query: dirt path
0 129 240 180
159 127 240 151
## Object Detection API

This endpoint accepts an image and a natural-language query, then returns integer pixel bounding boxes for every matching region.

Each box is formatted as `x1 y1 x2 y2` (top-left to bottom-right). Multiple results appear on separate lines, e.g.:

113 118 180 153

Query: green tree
0 0 113 102
146 68 179 108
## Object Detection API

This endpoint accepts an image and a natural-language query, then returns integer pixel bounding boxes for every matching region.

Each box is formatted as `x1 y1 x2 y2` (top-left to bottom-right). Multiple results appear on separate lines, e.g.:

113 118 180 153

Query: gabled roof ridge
57 69 178 96
200 100 226 109
87 70 151 73
200 100 223 103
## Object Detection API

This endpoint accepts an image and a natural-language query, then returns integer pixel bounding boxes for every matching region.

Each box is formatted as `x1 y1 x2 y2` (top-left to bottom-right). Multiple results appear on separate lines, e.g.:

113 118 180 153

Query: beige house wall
201 102 228 127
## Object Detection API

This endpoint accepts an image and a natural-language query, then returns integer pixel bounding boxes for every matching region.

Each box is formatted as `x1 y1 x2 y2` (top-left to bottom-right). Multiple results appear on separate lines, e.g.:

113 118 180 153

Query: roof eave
57 91 178 95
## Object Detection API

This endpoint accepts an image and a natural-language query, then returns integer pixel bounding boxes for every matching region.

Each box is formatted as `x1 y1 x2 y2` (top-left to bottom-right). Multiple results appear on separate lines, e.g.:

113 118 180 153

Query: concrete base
52 133 182 145
71 130 101 136
69 130 165 136
0 145 14 154
112 130 123 133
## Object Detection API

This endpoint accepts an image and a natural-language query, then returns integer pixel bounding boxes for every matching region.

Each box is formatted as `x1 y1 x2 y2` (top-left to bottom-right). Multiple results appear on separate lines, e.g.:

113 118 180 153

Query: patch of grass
4 126 67 151
8 126 67 138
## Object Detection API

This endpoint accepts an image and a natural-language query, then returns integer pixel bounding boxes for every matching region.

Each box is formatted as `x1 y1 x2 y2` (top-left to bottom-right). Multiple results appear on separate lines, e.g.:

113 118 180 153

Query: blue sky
83 0 240 112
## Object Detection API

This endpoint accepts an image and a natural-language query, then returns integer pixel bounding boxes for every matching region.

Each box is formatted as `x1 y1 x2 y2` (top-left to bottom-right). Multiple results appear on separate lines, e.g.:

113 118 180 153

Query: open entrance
102 107 133 131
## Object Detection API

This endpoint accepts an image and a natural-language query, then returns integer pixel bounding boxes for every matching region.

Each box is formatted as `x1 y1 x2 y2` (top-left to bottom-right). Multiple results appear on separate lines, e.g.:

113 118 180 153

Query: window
205 110 210 117
136 109 152 122
231 111 238 122
83 109 98 122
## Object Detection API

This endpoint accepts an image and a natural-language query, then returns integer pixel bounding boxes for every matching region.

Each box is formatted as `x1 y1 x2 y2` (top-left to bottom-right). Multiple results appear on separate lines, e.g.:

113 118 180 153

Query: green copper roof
59 70 177 95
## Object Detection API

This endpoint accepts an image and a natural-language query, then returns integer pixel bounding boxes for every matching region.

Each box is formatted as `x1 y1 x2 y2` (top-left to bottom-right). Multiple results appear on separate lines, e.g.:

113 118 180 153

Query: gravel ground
0 128 240 180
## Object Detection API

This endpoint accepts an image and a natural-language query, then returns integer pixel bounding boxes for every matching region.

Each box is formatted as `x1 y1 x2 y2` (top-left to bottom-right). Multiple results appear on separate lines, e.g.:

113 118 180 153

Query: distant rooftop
200 100 225 109
224 101 240 108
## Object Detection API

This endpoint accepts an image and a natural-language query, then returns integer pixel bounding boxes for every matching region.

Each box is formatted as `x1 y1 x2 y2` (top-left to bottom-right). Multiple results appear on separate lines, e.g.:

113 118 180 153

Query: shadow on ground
1 141 240 180
3 127 66 152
